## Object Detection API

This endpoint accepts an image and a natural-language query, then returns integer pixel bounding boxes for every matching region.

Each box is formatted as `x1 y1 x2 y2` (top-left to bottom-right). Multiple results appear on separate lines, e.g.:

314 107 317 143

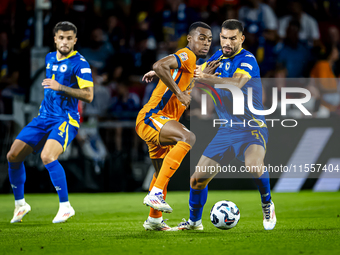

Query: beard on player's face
197 53 208 59
222 45 239 57
57 45 73 56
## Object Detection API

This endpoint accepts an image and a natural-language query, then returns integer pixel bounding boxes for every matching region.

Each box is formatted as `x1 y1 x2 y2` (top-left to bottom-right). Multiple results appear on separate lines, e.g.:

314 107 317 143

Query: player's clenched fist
176 90 191 108
42 79 62 91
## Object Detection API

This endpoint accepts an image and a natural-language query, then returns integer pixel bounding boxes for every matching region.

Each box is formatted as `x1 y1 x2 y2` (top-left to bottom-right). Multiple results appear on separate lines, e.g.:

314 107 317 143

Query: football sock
253 169 271 204
148 216 162 224
189 186 208 224
8 162 26 200
153 141 191 190
149 175 169 219
150 187 162 195
15 198 26 207
60 201 71 208
45 160 69 203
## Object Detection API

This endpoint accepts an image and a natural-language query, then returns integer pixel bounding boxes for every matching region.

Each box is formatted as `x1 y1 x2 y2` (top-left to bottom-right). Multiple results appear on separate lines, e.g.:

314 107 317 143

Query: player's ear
241 34 245 43
187 34 192 43
74 37 78 45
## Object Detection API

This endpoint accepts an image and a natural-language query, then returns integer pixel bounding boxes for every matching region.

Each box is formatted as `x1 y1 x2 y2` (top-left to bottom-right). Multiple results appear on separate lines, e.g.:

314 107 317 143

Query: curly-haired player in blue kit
7 21 93 224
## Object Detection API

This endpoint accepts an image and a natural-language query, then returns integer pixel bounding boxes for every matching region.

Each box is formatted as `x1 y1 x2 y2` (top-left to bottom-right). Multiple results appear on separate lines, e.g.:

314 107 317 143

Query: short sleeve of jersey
201 50 223 71
234 53 259 79
173 48 196 74
45 53 53 79
74 57 93 89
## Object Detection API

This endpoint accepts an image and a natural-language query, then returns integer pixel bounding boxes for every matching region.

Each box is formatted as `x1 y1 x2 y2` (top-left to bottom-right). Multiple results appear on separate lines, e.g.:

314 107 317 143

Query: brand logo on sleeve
81 68 91 74
241 63 253 70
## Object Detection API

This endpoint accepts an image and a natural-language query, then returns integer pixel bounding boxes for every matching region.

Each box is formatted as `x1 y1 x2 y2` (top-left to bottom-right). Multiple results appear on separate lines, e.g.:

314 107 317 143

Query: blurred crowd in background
1 0 340 191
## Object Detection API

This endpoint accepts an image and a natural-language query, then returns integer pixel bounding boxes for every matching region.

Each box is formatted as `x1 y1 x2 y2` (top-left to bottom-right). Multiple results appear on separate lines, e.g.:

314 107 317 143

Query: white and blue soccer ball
210 200 240 230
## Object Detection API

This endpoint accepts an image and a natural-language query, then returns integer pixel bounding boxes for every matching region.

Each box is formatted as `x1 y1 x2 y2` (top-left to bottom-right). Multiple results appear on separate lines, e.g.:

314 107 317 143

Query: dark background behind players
0 0 339 193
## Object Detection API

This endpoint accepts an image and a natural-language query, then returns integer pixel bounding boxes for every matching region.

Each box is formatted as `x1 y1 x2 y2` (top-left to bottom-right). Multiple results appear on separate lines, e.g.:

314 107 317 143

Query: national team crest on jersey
178 52 188 61
225 62 230 71
60 64 67 72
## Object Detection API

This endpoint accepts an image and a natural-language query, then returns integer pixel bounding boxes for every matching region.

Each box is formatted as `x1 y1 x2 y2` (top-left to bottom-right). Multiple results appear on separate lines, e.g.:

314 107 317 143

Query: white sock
60 201 71 208
148 216 162 224
150 187 163 196
15 198 25 207
188 219 202 226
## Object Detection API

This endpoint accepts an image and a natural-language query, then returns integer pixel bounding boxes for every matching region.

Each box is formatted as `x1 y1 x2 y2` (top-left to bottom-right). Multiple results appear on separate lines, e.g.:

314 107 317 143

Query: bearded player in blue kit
173 19 276 231
6 21 93 223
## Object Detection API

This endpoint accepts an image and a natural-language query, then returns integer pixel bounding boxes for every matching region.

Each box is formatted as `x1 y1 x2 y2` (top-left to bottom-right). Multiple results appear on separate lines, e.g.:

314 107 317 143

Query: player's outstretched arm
153 55 191 108
195 72 250 89
42 79 94 103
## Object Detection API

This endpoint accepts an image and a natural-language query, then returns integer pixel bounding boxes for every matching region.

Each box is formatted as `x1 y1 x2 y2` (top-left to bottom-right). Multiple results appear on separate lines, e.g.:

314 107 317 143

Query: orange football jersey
137 47 196 124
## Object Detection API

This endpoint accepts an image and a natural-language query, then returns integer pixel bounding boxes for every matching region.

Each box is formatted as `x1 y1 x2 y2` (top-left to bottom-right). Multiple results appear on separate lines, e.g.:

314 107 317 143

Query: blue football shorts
16 115 79 154
203 128 268 164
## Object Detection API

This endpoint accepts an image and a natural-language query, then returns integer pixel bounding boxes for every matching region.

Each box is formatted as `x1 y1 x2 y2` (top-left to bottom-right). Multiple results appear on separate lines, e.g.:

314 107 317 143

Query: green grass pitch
0 191 339 255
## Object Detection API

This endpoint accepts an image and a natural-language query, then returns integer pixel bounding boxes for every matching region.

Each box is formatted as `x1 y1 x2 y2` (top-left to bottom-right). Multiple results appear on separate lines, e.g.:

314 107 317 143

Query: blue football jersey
202 48 267 130
41 51 93 126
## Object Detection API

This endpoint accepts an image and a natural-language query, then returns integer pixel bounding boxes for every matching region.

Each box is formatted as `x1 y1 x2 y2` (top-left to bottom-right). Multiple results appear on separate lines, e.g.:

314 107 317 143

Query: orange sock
153 141 191 190
149 179 169 218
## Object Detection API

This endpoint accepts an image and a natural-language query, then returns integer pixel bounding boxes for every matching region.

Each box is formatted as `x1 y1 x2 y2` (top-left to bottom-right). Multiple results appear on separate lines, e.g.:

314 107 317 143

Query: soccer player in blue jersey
173 19 276 231
6 21 93 223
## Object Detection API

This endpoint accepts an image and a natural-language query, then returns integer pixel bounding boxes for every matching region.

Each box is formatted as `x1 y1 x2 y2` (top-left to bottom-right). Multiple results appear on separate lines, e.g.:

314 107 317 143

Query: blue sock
8 162 26 200
45 160 69 203
189 186 208 222
253 170 271 204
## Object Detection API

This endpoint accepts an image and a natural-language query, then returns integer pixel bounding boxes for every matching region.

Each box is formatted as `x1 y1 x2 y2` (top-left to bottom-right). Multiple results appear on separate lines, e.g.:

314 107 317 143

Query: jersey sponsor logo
225 62 230 71
81 68 91 74
46 63 50 69
52 65 58 71
245 54 256 59
160 116 169 120
178 52 188 61
60 64 67 72
241 63 253 70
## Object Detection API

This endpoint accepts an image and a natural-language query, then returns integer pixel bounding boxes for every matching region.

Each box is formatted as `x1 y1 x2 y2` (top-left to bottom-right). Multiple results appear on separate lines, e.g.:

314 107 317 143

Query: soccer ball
210 200 240 230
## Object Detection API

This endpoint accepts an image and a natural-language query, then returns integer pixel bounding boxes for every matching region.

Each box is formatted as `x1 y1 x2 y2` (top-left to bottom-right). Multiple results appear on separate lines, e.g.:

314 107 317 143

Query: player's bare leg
143 120 195 213
41 139 75 223
245 144 276 230
7 140 33 163
7 140 33 223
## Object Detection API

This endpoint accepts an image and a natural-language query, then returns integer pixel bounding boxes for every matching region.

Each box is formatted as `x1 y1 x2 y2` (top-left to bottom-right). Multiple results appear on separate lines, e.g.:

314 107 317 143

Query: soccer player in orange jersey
135 22 212 231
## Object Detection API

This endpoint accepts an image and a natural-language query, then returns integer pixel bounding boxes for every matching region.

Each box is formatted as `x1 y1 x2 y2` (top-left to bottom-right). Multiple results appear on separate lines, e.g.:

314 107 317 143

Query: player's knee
245 158 263 174
40 153 57 165
190 177 207 190
182 131 196 147
7 150 17 162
